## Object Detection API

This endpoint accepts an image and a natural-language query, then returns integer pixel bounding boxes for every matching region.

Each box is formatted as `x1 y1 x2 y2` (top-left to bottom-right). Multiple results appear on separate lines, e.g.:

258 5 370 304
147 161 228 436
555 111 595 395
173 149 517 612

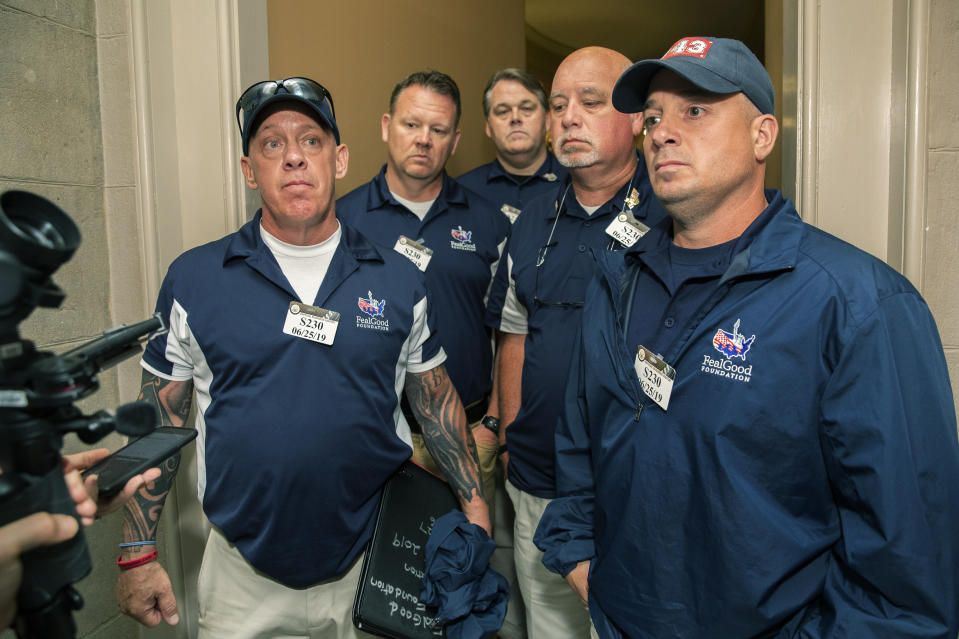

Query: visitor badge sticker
394 235 433 272
501 203 521 224
283 302 339 346
634 345 675 411
606 212 650 247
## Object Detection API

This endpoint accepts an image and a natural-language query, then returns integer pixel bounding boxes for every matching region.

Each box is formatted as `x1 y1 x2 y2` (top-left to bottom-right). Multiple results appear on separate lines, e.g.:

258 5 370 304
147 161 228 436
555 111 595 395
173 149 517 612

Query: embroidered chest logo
701 318 755 383
450 225 477 252
712 318 755 360
356 290 389 331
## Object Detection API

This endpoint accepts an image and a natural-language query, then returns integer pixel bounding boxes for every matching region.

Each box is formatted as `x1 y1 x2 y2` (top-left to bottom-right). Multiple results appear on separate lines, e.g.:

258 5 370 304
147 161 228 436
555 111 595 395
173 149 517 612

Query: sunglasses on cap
235 77 337 142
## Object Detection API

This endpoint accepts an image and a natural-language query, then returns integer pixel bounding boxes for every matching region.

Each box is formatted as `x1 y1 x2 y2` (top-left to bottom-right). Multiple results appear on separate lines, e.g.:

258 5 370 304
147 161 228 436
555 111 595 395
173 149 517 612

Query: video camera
0 190 167 638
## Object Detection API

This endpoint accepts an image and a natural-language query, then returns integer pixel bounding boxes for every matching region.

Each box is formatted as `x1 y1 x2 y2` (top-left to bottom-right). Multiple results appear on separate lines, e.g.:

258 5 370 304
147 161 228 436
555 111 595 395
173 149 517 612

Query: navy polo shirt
457 155 568 223
337 167 510 406
624 218 738 357
142 213 444 587
486 153 667 497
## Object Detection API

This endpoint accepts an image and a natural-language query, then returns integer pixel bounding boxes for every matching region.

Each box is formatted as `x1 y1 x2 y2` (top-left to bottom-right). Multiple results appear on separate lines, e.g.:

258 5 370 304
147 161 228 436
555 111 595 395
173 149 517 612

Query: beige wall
266 0 526 196
0 1 146 637
924 0 959 409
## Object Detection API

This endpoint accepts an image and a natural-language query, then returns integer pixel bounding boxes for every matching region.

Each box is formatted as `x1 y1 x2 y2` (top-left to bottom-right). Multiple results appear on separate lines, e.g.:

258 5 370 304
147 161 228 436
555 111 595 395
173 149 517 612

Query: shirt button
578 244 586 252
664 317 675 328
584 221 591 227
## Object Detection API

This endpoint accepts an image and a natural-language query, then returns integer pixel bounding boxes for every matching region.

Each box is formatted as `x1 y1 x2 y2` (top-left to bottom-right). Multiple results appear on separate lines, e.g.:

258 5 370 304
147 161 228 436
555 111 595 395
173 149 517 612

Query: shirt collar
624 190 802 279
366 164 467 213
224 210 383 265
546 151 647 221
485 154 564 184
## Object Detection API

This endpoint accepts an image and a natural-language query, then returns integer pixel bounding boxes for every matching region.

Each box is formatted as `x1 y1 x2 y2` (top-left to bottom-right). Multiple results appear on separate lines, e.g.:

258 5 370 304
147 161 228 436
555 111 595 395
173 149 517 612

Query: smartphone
81 427 198 496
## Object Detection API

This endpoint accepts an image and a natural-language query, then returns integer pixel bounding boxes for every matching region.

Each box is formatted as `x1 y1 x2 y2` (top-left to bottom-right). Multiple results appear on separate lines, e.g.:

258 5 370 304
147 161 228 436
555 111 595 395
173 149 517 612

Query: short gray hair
481 68 548 117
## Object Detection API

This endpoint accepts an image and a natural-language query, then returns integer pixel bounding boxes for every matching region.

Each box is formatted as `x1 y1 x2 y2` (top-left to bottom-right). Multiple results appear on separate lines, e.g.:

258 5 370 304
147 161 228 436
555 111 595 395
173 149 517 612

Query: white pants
506 480 592 639
197 527 377 639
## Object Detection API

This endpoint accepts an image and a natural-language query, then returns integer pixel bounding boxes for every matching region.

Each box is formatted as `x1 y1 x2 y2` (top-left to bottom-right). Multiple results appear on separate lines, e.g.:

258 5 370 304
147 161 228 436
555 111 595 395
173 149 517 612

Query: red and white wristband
116 550 158 570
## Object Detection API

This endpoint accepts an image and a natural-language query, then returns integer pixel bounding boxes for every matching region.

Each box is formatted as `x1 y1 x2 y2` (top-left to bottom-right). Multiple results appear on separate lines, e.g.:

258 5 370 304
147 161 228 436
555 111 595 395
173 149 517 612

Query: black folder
353 460 458 638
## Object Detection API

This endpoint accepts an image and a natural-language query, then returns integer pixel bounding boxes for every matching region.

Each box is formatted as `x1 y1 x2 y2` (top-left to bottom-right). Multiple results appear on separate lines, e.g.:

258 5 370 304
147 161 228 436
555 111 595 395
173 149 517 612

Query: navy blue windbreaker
535 192 959 637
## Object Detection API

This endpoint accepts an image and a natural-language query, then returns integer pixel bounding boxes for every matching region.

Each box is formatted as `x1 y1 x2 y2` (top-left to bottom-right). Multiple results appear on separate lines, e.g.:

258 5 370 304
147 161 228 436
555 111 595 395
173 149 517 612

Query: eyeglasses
235 77 336 137
533 247 585 309
533 184 585 309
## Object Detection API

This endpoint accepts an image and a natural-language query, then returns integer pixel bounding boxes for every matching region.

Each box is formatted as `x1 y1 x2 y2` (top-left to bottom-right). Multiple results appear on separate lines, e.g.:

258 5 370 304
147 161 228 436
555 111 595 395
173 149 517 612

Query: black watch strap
481 415 500 434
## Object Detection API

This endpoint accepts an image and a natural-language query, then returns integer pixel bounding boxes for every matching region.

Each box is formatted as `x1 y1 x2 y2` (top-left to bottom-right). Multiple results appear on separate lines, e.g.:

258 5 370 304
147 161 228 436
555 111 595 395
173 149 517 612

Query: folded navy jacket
420 511 509 639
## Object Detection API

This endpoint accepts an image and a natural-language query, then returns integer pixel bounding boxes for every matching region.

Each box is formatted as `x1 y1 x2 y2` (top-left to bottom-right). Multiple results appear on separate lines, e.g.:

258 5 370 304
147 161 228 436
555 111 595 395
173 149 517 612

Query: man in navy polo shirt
338 71 509 520
535 37 959 637
485 47 667 638
114 77 490 638
457 68 567 224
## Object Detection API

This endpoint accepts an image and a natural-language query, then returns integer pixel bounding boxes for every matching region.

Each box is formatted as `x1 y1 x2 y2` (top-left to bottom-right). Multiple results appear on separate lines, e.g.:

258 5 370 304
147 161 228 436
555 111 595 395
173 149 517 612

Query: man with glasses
114 77 490 638
338 71 509 524
535 37 959 637
484 47 667 638
457 68 567 224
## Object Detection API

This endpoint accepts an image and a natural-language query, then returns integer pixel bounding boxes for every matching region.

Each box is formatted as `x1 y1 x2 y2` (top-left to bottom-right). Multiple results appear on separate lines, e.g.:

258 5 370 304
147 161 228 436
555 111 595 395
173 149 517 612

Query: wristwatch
481 415 500 435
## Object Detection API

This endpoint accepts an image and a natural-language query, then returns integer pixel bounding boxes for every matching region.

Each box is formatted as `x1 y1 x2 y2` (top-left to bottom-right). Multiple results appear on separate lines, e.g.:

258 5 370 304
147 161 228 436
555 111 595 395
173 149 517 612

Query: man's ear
334 144 349 180
752 113 779 162
629 111 644 137
381 113 391 144
240 155 258 190
450 129 462 156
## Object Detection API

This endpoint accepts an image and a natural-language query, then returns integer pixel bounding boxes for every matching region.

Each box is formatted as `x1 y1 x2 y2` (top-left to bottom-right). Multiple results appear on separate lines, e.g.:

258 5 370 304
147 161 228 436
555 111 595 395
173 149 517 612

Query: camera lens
0 191 80 273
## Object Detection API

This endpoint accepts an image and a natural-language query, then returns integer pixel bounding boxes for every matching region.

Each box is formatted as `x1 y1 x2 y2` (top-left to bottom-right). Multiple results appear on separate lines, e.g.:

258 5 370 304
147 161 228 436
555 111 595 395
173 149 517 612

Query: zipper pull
634 404 643 421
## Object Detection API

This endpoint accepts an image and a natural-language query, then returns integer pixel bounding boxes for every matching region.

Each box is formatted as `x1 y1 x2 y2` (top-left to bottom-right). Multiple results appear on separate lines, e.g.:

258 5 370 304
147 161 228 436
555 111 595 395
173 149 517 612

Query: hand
470 423 498 449
565 560 590 606
62 450 162 524
116 560 180 627
0 512 79 631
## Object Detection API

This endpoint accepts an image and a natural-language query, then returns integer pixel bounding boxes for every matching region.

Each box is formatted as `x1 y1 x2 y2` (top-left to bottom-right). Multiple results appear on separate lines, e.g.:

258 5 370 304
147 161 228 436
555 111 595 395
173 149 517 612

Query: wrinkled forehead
491 79 541 103
553 61 619 97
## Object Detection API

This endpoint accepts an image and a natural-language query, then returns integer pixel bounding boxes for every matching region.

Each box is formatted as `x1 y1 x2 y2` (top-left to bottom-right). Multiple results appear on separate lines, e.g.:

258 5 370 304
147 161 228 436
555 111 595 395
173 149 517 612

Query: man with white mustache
485 46 666 638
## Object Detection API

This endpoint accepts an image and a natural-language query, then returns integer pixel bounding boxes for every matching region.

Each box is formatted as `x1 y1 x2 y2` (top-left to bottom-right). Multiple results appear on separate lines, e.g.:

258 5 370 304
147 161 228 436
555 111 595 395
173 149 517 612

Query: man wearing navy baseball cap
114 77 490 638
535 37 959 637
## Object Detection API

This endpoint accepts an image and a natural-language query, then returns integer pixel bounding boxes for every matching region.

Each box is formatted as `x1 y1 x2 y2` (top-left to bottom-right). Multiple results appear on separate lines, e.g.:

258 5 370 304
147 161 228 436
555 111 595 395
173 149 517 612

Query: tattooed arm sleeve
120 369 194 549
405 364 491 533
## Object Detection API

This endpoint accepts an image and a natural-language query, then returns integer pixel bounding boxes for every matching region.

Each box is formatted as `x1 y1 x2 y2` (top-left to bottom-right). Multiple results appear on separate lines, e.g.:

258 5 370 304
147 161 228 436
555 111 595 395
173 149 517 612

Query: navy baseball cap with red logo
613 37 775 116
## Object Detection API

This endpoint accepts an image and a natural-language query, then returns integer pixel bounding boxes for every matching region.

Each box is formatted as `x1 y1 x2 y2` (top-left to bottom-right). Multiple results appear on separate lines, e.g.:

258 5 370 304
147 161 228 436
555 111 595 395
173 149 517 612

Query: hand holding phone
81 427 197 497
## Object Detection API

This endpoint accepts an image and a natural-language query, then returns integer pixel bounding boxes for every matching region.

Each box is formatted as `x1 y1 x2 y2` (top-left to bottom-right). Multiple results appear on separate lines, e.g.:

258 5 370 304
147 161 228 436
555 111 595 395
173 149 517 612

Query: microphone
73 402 158 443
115 402 159 437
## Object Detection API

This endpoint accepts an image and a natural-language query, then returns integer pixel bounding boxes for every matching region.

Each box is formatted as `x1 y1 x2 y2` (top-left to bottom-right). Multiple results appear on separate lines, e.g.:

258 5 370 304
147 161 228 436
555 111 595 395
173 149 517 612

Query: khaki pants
492 471 527 639
506 480 592 639
409 421 499 527
197 527 377 639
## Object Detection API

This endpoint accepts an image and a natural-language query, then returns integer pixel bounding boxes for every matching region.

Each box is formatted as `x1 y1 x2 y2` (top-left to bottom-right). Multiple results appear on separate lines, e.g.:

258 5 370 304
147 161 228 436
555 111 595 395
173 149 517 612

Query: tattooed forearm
121 370 194 546
139 372 193 426
121 452 181 544
405 365 483 505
